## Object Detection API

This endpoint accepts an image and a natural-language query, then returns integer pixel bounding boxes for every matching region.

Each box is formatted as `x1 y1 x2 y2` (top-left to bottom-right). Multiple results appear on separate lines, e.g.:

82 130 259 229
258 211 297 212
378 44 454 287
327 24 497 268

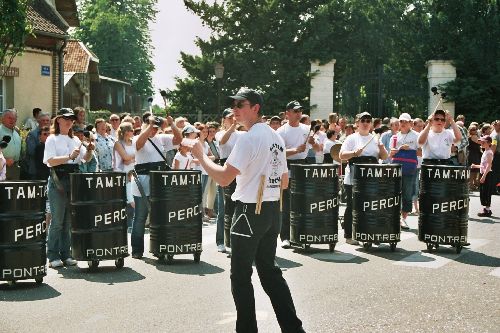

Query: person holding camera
418 110 462 165
130 115 182 259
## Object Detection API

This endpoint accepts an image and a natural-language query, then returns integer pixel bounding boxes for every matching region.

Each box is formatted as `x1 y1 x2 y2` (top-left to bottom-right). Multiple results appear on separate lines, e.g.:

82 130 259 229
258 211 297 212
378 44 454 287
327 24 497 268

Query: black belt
422 158 453 166
219 158 227 166
52 164 79 179
135 161 170 175
348 156 378 165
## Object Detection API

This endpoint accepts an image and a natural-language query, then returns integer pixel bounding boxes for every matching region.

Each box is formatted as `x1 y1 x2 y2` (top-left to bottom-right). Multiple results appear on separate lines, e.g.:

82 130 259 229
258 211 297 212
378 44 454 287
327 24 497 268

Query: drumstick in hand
255 175 266 214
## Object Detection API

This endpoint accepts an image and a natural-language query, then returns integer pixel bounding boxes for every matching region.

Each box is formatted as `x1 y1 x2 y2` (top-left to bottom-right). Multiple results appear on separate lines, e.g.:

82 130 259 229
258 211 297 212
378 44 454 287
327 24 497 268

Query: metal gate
335 64 428 119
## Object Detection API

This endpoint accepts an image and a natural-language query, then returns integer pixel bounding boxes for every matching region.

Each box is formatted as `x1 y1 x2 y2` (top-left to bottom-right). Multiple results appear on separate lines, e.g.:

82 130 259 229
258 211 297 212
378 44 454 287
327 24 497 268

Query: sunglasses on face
233 101 251 109
433 117 445 122
110 118 120 122
41 132 50 136
359 118 372 123
62 116 74 121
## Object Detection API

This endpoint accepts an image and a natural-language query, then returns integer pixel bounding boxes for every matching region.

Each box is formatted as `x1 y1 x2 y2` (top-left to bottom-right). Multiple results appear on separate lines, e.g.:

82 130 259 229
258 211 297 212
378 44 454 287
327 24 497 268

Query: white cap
399 113 412 122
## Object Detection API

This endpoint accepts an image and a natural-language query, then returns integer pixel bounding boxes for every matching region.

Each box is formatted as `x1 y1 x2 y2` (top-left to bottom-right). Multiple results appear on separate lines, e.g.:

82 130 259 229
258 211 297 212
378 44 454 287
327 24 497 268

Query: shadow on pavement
56 266 145 284
0 282 61 301
143 257 225 276
469 216 499 224
452 250 500 268
275 256 303 269
355 246 436 263
303 248 370 264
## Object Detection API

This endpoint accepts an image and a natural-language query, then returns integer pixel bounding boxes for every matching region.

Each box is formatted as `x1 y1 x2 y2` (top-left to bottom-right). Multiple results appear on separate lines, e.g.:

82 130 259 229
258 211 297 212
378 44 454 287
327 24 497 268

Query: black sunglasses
433 117 445 122
359 118 372 123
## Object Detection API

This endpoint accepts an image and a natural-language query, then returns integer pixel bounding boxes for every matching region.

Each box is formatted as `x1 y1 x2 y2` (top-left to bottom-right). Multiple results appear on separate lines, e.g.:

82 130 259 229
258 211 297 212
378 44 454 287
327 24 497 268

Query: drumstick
255 175 266 215
360 134 378 151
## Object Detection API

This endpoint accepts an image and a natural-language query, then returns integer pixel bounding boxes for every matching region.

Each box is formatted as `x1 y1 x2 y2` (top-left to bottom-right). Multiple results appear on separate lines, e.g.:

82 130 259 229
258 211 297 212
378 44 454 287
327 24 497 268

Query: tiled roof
64 40 99 73
27 5 66 36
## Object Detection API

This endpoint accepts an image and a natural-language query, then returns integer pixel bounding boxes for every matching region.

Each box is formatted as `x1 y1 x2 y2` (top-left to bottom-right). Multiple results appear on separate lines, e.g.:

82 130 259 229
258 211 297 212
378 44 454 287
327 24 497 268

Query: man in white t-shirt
418 109 461 162
276 100 313 248
130 115 182 258
191 88 304 333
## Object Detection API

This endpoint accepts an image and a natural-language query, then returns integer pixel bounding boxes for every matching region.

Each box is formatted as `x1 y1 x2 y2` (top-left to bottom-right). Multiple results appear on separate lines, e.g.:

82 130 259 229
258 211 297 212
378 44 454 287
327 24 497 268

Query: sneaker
217 244 226 253
477 209 492 217
345 238 359 245
281 240 291 249
49 259 64 268
132 253 143 259
63 258 78 266
400 219 410 230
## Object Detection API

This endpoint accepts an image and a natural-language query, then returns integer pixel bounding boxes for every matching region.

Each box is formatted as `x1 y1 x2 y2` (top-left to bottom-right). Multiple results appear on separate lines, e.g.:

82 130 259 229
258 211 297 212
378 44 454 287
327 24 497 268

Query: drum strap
148 138 170 165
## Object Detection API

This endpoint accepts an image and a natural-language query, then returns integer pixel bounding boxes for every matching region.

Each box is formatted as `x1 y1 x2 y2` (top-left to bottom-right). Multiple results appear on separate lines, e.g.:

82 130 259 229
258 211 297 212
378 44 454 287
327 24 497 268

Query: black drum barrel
223 180 236 248
290 164 339 245
149 170 202 256
418 165 469 245
0 181 47 282
70 173 128 261
353 164 402 244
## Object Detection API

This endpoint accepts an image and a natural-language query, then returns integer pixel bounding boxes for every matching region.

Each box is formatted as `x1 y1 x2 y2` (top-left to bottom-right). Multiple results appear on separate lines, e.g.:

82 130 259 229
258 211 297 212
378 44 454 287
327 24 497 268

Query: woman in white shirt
43 108 92 268
339 112 389 245
114 122 136 229
418 109 462 165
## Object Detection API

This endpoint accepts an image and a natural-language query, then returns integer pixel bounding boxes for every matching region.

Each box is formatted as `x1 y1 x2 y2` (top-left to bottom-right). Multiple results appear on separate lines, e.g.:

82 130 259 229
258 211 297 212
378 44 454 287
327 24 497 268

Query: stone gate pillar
310 60 335 120
426 60 456 117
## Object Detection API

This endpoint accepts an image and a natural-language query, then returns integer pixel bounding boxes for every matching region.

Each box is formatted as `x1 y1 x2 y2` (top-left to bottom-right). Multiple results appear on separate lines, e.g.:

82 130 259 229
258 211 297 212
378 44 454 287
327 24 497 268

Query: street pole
214 62 224 115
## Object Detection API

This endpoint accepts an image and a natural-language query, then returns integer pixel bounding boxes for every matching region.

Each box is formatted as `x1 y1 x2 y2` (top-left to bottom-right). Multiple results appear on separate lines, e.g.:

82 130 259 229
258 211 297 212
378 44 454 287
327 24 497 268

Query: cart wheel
193 252 201 263
88 260 99 270
455 245 463 254
7 280 15 287
426 243 434 252
435 244 439 249
35 277 43 285
329 243 336 252
390 243 397 252
363 242 372 250
157 254 166 264
166 255 174 265
304 244 311 250
115 258 124 269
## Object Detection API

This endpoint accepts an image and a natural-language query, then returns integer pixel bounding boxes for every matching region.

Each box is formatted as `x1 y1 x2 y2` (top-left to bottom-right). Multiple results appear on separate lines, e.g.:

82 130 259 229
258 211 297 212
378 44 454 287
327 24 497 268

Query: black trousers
343 185 353 239
230 201 304 333
479 172 495 207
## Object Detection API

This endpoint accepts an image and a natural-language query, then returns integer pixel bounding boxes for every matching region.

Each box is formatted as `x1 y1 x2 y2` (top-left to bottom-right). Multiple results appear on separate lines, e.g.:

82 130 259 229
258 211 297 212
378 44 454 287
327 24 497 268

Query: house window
107 89 112 105
117 86 124 107
0 78 4 114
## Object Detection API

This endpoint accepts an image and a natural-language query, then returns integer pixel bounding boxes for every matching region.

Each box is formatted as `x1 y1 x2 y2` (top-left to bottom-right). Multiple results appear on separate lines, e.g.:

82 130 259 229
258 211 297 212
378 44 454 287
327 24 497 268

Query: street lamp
214 62 224 114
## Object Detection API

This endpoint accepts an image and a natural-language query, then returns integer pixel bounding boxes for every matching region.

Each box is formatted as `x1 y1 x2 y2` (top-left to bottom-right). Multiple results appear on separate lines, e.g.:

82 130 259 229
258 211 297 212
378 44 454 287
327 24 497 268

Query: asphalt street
1 192 499 333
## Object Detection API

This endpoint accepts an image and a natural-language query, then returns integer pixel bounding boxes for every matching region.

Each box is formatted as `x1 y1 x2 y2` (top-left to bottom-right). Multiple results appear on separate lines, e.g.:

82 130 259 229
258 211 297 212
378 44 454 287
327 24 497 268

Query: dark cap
222 108 234 119
72 126 84 133
0 135 11 149
356 112 372 120
478 135 492 143
229 88 264 107
286 101 303 110
57 108 76 119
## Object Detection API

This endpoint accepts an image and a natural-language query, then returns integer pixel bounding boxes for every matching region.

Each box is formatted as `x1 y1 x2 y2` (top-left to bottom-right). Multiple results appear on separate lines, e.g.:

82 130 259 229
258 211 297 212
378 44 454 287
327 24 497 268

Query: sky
150 0 212 105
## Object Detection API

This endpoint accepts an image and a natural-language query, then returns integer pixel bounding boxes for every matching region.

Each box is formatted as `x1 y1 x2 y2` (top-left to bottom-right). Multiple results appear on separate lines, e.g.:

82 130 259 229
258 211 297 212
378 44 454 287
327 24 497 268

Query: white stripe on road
394 238 490 269
489 267 500 278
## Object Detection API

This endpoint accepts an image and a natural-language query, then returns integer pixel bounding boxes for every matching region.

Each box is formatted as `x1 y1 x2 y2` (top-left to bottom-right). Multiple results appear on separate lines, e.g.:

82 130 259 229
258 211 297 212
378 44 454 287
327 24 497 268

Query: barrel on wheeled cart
70 173 128 270
149 170 202 264
419 164 469 254
290 164 339 252
0 181 47 285
353 164 402 251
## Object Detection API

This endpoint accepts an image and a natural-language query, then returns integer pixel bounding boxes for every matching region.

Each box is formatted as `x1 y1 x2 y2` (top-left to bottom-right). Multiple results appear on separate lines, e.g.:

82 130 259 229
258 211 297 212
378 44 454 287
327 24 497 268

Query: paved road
1 192 499 333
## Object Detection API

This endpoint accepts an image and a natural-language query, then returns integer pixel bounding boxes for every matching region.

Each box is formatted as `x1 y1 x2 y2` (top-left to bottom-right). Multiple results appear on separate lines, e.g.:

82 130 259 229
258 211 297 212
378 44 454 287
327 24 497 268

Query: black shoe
132 253 143 259
477 210 492 217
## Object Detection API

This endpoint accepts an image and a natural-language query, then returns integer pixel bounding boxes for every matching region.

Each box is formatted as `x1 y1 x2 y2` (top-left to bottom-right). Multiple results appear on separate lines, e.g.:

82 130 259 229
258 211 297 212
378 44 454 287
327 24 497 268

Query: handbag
392 149 418 175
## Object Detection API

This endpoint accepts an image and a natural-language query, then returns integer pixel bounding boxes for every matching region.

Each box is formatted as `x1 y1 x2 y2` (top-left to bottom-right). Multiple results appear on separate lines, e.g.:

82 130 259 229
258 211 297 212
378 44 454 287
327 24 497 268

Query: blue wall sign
41 66 50 76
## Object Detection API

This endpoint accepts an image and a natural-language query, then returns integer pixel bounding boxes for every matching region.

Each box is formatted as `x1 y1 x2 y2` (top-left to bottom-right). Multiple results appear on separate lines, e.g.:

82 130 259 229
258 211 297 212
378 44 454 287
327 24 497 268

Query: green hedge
87 110 112 124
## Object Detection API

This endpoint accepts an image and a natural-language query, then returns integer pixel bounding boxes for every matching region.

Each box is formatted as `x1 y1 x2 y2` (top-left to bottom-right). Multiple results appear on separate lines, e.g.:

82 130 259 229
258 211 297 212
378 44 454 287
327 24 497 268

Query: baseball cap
286 101 303 110
399 113 412 122
478 135 492 143
57 108 76 119
229 88 264 107
222 108 234 118
182 124 200 135
356 112 372 120
270 116 281 122
0 135 11 149
72 126 84 133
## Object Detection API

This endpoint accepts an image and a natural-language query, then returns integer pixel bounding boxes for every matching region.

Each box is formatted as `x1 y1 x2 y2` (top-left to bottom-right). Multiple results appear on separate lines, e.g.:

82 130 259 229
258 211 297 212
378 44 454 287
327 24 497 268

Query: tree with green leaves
0 0 32 78
175 0 498 122
74 0 157 97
